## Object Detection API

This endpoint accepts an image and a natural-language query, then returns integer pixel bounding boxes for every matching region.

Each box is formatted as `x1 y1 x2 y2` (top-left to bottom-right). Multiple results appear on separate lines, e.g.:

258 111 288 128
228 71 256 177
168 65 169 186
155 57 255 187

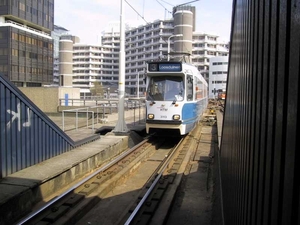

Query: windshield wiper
147 94 156 104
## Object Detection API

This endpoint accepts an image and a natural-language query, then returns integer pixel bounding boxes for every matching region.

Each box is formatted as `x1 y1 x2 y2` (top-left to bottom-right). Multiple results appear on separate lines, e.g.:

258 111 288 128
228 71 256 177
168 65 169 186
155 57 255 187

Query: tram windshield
147 76 184 101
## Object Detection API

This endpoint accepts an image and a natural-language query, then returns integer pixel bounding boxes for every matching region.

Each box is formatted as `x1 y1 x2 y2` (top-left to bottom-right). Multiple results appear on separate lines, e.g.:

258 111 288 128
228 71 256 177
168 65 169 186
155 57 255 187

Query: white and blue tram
145 61 208 135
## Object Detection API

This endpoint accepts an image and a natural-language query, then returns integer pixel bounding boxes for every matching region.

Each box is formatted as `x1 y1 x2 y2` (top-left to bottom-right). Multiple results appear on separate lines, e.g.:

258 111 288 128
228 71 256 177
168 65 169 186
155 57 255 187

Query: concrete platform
165 113 223 225
0 112 146 225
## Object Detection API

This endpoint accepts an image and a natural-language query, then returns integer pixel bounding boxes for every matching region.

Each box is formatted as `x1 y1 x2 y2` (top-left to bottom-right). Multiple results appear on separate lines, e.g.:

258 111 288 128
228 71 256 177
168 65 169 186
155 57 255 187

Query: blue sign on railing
65 93 69 106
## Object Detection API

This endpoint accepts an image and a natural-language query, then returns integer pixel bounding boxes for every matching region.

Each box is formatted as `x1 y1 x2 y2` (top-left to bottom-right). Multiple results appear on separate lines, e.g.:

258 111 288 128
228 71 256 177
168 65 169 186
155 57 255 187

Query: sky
54 0 233 44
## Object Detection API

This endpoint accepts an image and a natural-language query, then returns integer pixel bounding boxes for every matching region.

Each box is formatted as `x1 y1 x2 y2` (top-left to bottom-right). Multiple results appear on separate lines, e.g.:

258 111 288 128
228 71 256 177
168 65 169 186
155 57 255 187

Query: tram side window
195 79 203 100
186 75 193 101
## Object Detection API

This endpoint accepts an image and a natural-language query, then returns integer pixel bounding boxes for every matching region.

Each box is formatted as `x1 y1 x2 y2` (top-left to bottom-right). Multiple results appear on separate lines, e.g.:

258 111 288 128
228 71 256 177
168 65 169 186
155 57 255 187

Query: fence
221 0 300 224
61 100 146 131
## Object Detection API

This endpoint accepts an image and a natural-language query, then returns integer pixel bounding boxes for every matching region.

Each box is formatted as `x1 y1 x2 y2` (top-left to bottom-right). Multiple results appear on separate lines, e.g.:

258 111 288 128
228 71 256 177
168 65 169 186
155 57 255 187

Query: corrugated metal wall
0 75 75 178
221 0 300 224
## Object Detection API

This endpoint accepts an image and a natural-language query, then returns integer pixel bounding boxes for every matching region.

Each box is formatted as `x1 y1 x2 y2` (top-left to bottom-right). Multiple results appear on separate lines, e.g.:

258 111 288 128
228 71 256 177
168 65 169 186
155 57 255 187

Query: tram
145 61 208 135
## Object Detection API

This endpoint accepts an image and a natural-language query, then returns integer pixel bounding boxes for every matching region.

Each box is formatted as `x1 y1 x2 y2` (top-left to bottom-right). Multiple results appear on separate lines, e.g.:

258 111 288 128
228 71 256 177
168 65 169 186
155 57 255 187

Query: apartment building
70 27 120 97
57 6 229 97
209 56 229 99
56 30 119 97
192 32 229 81
125 19 174 96
124 23 229 95
0 0 54 87
72 43 120 93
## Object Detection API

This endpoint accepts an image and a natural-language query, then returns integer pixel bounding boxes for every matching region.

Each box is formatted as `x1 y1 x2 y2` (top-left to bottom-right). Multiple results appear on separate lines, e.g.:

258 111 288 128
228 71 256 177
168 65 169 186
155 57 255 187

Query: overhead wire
124 0 194 61
151 0 190 60
155 0 172 15
157 0 174 7
124 0 149 24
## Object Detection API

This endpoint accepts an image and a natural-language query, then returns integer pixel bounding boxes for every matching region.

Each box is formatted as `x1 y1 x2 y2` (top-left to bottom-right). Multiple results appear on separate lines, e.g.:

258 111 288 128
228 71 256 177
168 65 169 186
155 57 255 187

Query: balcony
4 20 51 38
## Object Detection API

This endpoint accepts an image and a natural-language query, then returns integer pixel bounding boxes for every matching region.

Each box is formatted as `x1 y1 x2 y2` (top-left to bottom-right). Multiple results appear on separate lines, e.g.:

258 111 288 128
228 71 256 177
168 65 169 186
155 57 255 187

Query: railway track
17 123 205 225
120 123 203 225
16 136 160 225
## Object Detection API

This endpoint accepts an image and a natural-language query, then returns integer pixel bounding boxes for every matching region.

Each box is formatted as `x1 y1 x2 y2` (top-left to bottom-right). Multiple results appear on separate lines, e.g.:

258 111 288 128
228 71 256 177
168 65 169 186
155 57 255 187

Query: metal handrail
62 107 97 131
61 101 145 131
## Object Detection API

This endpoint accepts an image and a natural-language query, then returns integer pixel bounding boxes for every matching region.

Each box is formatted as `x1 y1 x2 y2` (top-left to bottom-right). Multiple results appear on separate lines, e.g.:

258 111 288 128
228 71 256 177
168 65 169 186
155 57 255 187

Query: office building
0 0 54 87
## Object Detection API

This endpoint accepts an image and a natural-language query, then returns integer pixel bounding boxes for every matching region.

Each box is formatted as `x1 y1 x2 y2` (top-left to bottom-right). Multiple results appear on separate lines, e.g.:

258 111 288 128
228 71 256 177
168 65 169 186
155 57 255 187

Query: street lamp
167 34 183 61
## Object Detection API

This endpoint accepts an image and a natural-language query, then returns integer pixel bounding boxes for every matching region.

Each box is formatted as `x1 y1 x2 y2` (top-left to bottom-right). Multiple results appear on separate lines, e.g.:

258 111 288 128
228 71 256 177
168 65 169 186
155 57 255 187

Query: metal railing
62 107 96 131
59 97 145 107
61 99 146 131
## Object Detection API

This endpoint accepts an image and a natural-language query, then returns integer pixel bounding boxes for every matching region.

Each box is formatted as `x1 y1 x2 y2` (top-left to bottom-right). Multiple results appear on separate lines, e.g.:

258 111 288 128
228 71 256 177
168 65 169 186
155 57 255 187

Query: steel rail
17 138 150 225
124 137 185 225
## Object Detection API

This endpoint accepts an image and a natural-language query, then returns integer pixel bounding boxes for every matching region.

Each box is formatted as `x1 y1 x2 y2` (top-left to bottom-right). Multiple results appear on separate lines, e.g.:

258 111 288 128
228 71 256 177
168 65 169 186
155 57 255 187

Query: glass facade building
0 0 54 87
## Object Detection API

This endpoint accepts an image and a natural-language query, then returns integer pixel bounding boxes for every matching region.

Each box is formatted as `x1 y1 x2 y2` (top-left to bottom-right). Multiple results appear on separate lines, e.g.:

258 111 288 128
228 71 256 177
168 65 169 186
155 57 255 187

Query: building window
0 48 8 55
0 65 7 72
12 49 18 56
12 32 18 40
19 2 25 11
0 0 7 6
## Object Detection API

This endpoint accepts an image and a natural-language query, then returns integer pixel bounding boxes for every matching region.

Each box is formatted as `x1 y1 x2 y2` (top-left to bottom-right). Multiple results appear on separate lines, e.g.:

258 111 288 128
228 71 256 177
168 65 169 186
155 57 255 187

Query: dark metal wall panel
221 0 300 224
0 75 75 178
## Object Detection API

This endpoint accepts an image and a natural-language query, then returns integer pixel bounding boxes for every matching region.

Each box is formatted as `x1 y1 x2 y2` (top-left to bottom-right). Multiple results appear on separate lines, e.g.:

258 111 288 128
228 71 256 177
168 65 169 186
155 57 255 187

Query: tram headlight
173 114 180 120
148 114 154 119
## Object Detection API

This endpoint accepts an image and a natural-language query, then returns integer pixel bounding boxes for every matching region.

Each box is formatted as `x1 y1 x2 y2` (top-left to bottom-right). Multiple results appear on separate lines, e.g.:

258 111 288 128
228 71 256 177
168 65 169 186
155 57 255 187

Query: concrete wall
19 87 80 113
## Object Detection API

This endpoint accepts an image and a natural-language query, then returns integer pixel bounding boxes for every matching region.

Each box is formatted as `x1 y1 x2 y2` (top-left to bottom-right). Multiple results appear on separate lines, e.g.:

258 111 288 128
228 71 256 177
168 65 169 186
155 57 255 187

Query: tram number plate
161 115 167 118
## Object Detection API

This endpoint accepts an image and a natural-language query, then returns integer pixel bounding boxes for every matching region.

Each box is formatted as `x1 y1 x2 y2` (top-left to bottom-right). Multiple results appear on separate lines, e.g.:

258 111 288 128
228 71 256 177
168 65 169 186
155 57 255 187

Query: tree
90 82 104 97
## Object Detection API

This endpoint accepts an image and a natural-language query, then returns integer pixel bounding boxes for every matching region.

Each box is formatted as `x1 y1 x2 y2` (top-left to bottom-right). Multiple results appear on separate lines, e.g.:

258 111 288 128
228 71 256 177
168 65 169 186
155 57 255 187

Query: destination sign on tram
148 62 182 72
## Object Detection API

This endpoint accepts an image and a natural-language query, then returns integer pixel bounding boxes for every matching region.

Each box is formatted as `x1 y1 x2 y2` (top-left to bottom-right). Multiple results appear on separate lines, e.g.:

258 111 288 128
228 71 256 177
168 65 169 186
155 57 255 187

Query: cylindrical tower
59 37 74 87
173 5 195 62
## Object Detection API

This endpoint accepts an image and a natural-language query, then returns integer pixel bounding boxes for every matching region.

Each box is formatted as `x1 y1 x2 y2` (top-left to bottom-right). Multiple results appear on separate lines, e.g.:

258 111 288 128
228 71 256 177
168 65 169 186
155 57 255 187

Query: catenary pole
113 0 129 133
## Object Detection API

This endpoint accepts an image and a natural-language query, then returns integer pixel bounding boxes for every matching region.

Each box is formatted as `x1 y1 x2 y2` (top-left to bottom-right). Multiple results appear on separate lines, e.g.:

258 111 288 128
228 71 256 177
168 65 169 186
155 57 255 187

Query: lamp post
167 34 183 61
